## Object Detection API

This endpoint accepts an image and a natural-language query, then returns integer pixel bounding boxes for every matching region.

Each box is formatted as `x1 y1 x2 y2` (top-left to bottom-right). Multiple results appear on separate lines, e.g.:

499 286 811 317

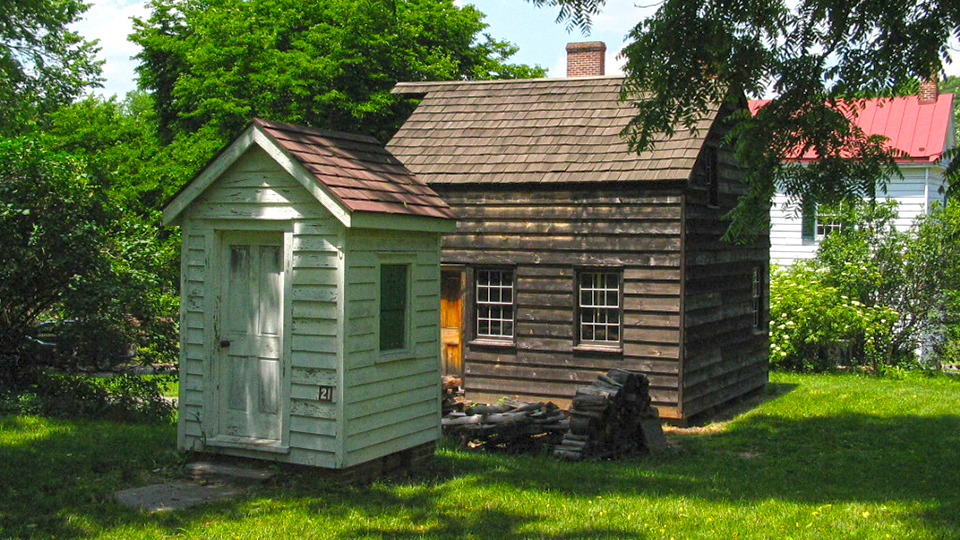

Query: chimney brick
919 79 939 103
566 42 606 78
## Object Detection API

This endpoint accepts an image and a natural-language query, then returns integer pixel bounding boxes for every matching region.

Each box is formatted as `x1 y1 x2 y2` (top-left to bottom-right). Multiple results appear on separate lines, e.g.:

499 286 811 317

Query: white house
753 84 956 265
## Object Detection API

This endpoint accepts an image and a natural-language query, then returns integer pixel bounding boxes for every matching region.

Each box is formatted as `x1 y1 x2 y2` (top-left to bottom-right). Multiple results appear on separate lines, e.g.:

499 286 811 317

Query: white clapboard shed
162 118 455 469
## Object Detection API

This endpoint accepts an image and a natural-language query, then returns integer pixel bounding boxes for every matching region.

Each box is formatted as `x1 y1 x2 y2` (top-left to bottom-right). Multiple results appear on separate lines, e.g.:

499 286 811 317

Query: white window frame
475 268 515 340
815 205 843 239
577 270 622 345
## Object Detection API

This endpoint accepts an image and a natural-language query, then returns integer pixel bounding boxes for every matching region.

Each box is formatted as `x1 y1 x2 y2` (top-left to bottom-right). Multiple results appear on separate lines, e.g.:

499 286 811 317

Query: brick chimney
919 79 939 104
566 42 606 78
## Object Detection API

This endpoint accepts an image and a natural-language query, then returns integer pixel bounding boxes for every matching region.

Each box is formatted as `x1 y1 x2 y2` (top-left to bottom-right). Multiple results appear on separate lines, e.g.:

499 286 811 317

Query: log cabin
387 42 770 423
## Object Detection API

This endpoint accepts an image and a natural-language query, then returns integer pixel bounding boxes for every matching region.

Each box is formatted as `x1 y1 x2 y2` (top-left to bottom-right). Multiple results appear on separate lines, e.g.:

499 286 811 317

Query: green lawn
2 372 959 540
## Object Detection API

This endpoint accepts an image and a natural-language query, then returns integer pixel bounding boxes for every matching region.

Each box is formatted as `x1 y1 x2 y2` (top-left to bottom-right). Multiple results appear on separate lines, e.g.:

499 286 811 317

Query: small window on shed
380 264 408 351
578 270 622 344
476 268 514 339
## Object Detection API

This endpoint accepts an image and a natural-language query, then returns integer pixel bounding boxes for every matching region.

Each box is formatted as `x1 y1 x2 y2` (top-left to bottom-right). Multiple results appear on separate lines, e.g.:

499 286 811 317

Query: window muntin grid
476 269 514 339
578 271 621 343
816 209 842 238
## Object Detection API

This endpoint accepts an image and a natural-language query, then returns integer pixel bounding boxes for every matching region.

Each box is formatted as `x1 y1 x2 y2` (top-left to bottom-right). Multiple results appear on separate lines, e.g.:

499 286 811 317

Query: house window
801 201 843 240
752 266 764 330
578 270 621 344
476 268 514 339
379 264 408 351
815 206 842 238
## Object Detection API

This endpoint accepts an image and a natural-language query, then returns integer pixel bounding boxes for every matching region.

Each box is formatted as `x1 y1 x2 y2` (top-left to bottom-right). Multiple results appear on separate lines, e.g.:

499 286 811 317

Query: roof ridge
394 76 624 91
252 117 381 145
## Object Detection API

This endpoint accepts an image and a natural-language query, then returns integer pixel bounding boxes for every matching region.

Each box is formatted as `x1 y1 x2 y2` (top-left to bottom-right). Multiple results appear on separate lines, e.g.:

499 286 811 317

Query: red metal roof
253 118 455 220
748 93 955 162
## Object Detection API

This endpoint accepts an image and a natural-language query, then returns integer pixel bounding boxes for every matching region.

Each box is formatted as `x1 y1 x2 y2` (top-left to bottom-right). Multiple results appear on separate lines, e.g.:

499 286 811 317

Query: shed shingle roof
253 118 455 219
387 77 718 185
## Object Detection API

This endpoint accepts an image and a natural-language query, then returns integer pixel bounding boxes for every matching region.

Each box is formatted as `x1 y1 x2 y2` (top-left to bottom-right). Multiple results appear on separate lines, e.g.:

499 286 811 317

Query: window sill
468 338 515 349
574 343 623 354
378 348 415 363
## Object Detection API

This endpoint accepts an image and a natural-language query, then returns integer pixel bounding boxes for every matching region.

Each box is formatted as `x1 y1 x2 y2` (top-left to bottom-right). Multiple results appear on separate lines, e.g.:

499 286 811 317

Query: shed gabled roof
387 77 719 185
163 118 455 227
748 93 956 163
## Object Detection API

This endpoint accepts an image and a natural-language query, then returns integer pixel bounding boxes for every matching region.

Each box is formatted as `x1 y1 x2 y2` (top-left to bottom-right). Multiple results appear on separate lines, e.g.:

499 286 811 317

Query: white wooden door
218 231 284 442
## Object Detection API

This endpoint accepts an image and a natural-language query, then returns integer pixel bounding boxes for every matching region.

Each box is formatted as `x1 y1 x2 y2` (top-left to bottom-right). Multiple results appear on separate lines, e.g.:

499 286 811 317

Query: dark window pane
380 265 407 351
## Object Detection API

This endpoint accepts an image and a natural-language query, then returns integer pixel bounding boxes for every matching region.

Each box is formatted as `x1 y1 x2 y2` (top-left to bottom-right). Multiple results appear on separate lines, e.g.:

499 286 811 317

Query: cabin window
752 266 765 330
705 146 719 207
379 264 408 351
475 268 514 339
577 270 622 344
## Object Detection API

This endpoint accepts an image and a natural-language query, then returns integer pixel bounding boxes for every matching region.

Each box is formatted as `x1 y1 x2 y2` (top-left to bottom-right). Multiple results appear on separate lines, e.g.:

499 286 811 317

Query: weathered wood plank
465 362 678 389
444 234 681 252
442 249 681 267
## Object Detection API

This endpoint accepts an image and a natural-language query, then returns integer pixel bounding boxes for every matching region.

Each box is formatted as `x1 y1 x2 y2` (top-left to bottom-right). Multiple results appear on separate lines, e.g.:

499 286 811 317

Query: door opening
440 268 464 377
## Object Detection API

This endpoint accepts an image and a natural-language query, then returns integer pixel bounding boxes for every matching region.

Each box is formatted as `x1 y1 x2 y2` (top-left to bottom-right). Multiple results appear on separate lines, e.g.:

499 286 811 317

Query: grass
1 371 959 539
138 374 178 398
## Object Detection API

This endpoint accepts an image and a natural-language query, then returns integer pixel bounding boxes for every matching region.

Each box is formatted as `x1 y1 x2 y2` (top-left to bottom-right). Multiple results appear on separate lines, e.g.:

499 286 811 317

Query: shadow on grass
1 376 958 539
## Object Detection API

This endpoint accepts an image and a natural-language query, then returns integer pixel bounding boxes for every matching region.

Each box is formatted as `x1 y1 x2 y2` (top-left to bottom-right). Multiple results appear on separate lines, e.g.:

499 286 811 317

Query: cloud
70 0 148 98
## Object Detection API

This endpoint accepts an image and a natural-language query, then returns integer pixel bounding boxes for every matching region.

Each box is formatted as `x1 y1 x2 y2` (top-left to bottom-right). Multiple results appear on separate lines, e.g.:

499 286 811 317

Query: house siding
771 164 949 265
341 229 442 467
437 185 686 419
682 140 769 419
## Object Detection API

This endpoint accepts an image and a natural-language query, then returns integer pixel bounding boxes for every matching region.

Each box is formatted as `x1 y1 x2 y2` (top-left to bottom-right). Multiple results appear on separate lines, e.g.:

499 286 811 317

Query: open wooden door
440 268 464 377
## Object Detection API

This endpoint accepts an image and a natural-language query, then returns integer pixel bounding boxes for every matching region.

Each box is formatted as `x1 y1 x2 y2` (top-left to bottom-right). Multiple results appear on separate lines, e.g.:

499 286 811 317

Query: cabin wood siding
341 229 442 467
681 140 769 419
770 164 949 265
177 147 343 465
437 186 686 418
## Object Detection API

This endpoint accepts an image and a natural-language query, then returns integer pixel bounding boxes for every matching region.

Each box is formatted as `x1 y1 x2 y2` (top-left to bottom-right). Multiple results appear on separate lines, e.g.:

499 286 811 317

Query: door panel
219 232 284 441
440 269 464 377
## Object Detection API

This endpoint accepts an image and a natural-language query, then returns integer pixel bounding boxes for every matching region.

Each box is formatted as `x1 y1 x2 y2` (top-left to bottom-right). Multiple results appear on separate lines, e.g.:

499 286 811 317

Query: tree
131 0 545 146
940 75 960 141
43 94 183 367
0 0 102 134
534 0 960 238
0 134 109 382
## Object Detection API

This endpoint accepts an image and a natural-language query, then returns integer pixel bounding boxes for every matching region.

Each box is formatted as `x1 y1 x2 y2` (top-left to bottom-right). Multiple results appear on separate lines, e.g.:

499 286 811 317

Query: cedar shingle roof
254 118 455 219
387 77 717 185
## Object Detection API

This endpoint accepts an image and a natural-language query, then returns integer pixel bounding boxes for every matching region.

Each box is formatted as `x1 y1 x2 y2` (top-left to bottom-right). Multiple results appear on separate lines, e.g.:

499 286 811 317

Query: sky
73 0 959 99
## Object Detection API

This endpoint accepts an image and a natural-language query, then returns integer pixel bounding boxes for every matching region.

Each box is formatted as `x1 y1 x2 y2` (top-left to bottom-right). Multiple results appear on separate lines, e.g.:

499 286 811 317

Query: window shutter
380 265 407 351
801 200 816 240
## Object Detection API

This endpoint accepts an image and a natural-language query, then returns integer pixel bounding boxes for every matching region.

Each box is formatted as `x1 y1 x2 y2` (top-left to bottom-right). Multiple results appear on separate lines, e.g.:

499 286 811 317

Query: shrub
770 264 899 371
12 371 175 423
0 135 110 383
770 200 960 372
